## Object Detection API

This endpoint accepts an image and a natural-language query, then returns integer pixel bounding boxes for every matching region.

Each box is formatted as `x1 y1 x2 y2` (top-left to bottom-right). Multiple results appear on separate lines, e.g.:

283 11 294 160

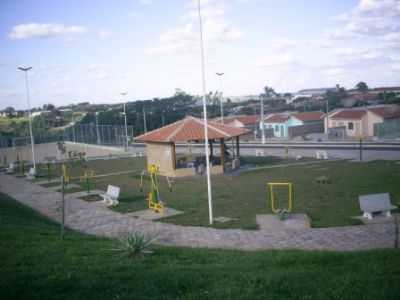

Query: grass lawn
37 157 400 229
1 192 400 300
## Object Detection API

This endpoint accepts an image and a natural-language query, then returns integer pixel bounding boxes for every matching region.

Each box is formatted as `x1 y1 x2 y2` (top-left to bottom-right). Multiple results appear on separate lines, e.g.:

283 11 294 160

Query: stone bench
100 185 120 207
315 150 328 160
359 193 397 219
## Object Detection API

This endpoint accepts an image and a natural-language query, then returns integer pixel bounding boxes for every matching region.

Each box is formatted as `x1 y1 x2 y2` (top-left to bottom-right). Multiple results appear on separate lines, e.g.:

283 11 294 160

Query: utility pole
18 66 36 174
216 72 224 123
121 92 128 151
260 94 265 144
95 112 101 144
325 98 329 135
143 107 147 133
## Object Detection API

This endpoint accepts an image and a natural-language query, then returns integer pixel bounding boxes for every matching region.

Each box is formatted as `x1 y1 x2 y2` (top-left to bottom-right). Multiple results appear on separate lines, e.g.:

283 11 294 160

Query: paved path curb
0 174 397 251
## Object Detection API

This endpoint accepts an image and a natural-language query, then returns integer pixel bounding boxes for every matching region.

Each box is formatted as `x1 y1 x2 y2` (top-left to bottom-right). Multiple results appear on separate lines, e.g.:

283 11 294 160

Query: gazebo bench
359 193 397 219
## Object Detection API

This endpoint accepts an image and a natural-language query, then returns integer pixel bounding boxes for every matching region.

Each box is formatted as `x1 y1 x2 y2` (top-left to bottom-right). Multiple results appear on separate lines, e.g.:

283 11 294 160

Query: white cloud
98 30 112 39
334 47 383 61
322 67 345 77
145 1 243 55
256 52 296 67
270 38 298 51
327 0 400 40
9 23 87 40
139 0 153 5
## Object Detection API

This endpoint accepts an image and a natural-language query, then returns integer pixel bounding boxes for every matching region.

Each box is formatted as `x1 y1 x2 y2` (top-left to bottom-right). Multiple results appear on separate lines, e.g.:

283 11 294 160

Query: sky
0 0 399 110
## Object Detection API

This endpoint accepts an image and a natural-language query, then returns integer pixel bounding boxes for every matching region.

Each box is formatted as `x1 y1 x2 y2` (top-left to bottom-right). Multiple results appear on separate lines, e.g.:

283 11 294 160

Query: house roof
368 105 400 119
292 111 325 122
372 87 400 92
264 114 291 123
135 116 249 143
330 109 367 120
215 115 259 125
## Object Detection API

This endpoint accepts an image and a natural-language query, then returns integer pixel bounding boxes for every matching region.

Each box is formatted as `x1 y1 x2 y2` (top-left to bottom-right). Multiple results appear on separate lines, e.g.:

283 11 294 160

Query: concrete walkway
0 173 397 251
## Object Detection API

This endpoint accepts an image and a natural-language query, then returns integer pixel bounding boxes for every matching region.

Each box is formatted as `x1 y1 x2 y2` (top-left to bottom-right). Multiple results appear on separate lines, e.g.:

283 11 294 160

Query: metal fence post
61 175 65 239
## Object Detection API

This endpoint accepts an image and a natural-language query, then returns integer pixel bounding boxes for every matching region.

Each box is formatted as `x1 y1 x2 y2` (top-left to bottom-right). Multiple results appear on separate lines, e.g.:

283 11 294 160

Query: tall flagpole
197 0 213 225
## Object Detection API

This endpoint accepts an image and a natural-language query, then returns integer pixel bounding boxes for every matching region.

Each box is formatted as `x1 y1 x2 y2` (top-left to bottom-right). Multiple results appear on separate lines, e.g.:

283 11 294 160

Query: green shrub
110 232 156 258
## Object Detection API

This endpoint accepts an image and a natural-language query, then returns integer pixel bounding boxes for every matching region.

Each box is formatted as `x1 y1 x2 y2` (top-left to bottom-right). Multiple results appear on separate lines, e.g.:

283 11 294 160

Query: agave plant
277 209 290 221
110 232 156 258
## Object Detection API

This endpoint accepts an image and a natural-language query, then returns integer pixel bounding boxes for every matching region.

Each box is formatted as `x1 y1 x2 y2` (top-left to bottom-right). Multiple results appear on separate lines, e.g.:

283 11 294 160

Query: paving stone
0 173 397 251
126 207 184 220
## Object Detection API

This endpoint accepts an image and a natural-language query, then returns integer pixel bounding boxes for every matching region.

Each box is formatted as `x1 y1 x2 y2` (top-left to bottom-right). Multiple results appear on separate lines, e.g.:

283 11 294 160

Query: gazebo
135 116 249 177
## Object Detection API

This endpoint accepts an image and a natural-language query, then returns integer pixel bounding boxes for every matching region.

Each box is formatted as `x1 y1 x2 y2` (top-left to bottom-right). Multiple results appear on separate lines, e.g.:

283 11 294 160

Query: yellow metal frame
267 182 293 213
80 169 95 182
61 164 70 185
141 164 165 214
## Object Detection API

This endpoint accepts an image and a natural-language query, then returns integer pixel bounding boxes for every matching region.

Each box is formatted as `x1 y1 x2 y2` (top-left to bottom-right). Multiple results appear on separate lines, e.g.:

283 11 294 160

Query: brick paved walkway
0 174 397 251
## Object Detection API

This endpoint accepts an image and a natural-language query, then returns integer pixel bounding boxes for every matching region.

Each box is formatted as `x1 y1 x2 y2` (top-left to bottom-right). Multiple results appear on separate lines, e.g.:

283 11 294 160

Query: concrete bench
100 185 120 207
359 193 397 219
25 167 36 180
315 150 328 160
6 163 15 174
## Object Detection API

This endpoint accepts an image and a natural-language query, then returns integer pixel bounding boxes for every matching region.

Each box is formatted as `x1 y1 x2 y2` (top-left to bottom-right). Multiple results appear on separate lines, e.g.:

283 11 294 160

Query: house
327 105 400 137
262 111 325 138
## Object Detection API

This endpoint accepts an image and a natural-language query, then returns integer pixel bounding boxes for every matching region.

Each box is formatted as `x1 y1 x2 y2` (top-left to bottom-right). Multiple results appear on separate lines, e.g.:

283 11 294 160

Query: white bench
315 150 328 160
25 167 36 180
100 185 120 207
6 162 15 174
359 193 397 219
255 149 265 157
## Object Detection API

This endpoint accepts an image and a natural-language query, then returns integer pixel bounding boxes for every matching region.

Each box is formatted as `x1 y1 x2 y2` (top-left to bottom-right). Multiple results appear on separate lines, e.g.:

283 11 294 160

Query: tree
356 82 368 93
261 86 276 99
43 103 56 111
4 106 15 117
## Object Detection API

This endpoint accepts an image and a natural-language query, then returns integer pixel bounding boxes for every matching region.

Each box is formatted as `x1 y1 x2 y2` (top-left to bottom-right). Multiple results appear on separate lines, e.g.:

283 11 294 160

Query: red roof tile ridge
135 117 182 141
191 117 231 138
165 117 189 142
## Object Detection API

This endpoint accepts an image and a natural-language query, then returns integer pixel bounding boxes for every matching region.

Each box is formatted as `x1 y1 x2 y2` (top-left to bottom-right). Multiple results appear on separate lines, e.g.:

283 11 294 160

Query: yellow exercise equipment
140 164 166 214
61 164 70 185
267 182 293 213
80 169 95 194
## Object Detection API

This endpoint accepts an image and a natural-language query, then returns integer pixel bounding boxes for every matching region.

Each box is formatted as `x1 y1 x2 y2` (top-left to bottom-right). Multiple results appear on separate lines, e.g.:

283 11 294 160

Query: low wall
288 123 324 138
0 142 128 165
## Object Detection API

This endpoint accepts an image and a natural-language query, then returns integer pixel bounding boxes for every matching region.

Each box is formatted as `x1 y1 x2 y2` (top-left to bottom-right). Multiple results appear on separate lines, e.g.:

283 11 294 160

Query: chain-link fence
63 124 135 146
374 119 400 139
0 124 136 149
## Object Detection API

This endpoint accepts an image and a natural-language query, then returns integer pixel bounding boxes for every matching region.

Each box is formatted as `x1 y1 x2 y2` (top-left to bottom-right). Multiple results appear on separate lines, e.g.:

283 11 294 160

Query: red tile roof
292 111 325 122
215 115 259 125
135 116 249 143
369 106 400 119
330 109 366 120
264 114 290 123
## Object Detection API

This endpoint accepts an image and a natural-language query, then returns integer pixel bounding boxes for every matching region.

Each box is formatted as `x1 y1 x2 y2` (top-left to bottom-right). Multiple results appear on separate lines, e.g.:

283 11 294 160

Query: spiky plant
277 209 290 221
110 232 156 258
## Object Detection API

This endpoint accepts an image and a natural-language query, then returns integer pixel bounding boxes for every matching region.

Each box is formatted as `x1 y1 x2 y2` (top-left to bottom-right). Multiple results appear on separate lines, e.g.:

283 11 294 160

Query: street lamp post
260 95 265 144
95 112 101 144
216 72 224 124
18 66 36 173
197 0 213 225
121 92 129 151
325 98 329 135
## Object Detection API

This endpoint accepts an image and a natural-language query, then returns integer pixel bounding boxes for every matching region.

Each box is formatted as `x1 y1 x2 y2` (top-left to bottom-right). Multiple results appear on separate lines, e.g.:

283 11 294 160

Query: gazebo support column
171 142 176 170
220 138 225 171
209 140 213 159
236 136 240 158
